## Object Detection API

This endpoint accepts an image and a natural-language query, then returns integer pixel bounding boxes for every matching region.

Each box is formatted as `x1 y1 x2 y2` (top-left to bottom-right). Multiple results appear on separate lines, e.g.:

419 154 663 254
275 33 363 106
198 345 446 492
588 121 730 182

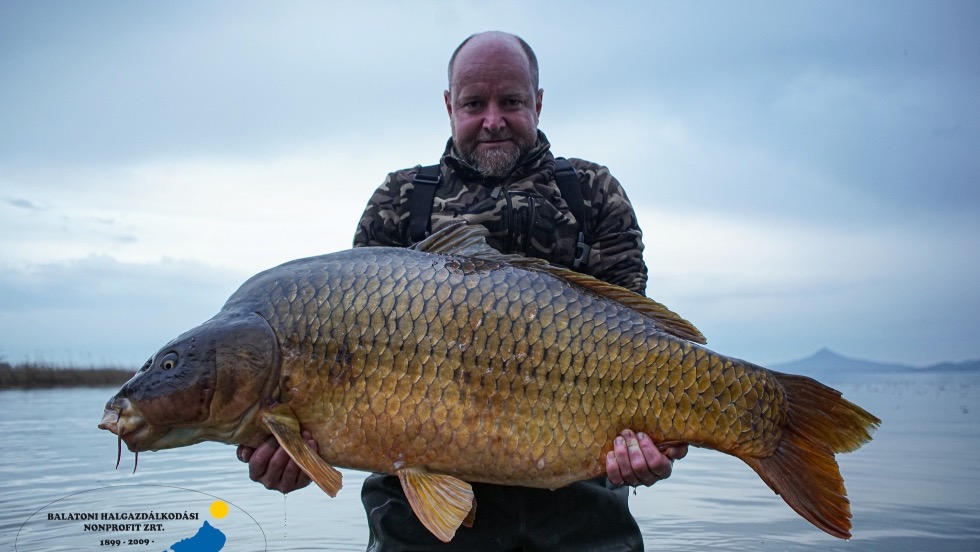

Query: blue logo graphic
168 520 227 551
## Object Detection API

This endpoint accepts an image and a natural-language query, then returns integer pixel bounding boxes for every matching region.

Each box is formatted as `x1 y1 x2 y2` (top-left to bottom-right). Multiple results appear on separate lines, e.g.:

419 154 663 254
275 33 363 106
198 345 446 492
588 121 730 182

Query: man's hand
605 429 687 487
236 431 318 494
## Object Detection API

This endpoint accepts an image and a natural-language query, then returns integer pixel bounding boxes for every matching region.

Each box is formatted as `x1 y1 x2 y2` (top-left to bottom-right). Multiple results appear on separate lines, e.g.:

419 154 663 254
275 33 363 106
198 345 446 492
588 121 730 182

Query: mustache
477 131 513 142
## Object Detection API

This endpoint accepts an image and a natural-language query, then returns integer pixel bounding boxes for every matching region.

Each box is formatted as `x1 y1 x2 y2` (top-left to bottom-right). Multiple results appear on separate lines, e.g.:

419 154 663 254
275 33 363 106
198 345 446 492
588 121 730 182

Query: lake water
2 370 979 551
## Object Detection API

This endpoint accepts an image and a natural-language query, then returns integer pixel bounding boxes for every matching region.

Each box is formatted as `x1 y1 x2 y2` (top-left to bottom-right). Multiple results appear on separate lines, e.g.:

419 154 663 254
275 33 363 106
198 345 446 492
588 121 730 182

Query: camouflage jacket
353 131 648 295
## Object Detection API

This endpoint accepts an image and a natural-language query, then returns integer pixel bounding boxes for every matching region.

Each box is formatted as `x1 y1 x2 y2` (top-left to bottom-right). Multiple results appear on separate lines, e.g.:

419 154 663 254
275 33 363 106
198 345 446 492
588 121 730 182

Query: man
239 31 687 551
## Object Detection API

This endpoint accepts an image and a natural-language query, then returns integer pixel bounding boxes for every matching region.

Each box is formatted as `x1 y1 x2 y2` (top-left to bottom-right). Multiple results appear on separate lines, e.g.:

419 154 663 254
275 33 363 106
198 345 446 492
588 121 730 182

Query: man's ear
535 88 543 118
444 90 453 117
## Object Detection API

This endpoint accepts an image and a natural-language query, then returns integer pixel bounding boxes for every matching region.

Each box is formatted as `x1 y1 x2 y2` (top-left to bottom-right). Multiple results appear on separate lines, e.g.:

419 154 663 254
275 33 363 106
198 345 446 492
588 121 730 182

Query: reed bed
0 361 134 389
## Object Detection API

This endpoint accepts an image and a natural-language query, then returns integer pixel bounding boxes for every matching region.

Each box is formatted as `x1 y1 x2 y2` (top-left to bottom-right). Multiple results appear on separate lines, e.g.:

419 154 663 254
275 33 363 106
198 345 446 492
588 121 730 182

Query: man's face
445 38 543 178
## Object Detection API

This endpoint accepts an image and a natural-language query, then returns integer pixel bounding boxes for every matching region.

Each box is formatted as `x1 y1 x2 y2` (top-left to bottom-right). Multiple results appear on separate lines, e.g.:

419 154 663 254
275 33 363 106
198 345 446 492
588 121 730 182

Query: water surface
1 371 978 550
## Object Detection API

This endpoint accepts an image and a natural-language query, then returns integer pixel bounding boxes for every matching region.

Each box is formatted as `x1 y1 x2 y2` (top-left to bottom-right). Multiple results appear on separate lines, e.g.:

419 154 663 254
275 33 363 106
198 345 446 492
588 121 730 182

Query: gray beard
468 145 522 178
460 133 539 179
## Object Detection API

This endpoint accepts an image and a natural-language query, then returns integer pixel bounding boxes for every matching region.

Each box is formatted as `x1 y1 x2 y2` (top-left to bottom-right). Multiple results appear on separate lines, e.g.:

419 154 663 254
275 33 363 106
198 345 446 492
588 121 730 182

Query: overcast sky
1 1 978 368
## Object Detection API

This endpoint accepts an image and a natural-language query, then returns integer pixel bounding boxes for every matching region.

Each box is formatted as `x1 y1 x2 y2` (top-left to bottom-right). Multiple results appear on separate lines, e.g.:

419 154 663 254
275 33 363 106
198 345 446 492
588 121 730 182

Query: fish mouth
99 397 152 470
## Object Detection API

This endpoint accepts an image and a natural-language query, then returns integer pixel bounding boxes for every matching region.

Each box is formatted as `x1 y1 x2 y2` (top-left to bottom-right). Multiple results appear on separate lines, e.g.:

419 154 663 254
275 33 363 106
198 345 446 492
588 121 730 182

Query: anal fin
261 406 343 497
397 466 475 543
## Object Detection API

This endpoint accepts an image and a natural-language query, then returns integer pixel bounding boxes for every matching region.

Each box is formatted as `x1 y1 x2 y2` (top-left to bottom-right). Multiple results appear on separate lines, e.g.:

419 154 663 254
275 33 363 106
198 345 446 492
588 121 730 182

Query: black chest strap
408 164 441 243
554 158 591 270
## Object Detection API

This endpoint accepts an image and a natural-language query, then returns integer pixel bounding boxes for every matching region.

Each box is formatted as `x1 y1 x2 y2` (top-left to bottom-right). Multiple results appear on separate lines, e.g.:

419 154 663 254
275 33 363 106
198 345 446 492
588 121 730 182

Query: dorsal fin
411 220 498 257
541 265 706 344
413 221 706 344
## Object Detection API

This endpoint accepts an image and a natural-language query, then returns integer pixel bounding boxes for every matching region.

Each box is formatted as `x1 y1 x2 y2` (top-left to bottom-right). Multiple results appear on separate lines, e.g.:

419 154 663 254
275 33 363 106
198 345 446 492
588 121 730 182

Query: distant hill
771 348 979 376
924 359 980 372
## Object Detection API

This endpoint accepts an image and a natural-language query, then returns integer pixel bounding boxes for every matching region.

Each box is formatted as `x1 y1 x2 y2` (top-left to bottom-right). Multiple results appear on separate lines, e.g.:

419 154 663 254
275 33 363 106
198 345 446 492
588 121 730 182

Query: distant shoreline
0 362 135 389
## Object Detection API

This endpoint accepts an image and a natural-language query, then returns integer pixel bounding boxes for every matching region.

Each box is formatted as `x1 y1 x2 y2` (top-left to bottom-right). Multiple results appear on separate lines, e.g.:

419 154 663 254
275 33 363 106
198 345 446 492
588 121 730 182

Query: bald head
442 31 543 178
447 31 539 93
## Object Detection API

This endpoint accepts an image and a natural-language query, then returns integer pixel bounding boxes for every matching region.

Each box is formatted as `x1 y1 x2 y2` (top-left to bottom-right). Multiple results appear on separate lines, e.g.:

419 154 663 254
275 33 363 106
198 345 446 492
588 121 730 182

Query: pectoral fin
396 466 476 543
261 406 342 497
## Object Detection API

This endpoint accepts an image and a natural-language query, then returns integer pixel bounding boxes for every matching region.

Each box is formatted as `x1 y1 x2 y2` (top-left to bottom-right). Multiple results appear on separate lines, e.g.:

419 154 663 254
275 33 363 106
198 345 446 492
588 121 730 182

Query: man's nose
482 104 506 132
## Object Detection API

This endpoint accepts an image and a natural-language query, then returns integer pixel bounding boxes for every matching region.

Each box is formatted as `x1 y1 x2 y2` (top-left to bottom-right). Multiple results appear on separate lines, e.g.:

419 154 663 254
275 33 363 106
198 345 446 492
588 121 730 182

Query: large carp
99 222 879 542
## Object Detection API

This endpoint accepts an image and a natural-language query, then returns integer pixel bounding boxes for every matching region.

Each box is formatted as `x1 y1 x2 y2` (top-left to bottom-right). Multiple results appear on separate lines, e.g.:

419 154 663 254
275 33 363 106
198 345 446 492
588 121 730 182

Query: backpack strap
408 164 442 243
553 158 591 270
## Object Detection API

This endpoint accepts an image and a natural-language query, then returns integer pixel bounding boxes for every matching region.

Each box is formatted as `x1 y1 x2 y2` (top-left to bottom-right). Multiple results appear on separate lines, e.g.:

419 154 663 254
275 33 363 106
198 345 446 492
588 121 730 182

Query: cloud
0 1 454 167
534 3 980 222
0 138 447 274
0 255 244 365
3 198 44 211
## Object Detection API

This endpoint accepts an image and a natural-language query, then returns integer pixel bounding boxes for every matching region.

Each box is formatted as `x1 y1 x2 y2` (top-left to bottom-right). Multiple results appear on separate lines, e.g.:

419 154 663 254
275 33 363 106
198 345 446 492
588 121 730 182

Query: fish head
99 311 281 452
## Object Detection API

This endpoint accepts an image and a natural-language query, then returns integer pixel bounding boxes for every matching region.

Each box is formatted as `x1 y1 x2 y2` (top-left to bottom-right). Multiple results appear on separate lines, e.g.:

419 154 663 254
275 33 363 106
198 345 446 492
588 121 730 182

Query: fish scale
99 222 878 543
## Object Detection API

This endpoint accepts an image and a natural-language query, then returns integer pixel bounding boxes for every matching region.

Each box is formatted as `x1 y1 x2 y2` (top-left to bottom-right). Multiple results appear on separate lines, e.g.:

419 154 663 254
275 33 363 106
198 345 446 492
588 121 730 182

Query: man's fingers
247 436 280 482
237 445 254 463
613 436 632 485
663 443 689 461
279 452 303 487
637 432 671 481
606 430 685 487
301 430 318 453
624 430 656 483
606 449 624 486
264 446 297 489
610 432 641 486
244 432 319 493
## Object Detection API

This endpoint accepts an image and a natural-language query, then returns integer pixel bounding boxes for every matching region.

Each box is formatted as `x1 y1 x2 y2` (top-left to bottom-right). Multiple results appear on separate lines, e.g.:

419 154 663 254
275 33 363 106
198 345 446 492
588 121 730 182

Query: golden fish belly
253 247 785 488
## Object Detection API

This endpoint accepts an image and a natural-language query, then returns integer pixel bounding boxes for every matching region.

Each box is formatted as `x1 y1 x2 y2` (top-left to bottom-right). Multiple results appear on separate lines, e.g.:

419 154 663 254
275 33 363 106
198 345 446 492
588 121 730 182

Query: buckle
573 232 591 270
413 172 441 185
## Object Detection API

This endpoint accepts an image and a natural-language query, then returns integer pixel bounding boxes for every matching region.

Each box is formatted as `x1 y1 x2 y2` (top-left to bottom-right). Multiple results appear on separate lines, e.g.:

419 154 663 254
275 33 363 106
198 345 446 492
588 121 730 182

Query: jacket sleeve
577 163 649 296
353 170 414 248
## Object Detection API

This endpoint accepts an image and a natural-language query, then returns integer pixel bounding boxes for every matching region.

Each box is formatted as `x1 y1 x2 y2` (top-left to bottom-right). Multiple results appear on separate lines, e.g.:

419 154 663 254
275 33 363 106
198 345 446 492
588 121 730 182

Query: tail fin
742 372 880 539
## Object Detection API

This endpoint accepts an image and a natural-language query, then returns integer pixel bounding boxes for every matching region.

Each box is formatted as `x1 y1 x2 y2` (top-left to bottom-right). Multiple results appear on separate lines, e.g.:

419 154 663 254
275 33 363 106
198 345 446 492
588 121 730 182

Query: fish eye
160 352 179 370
